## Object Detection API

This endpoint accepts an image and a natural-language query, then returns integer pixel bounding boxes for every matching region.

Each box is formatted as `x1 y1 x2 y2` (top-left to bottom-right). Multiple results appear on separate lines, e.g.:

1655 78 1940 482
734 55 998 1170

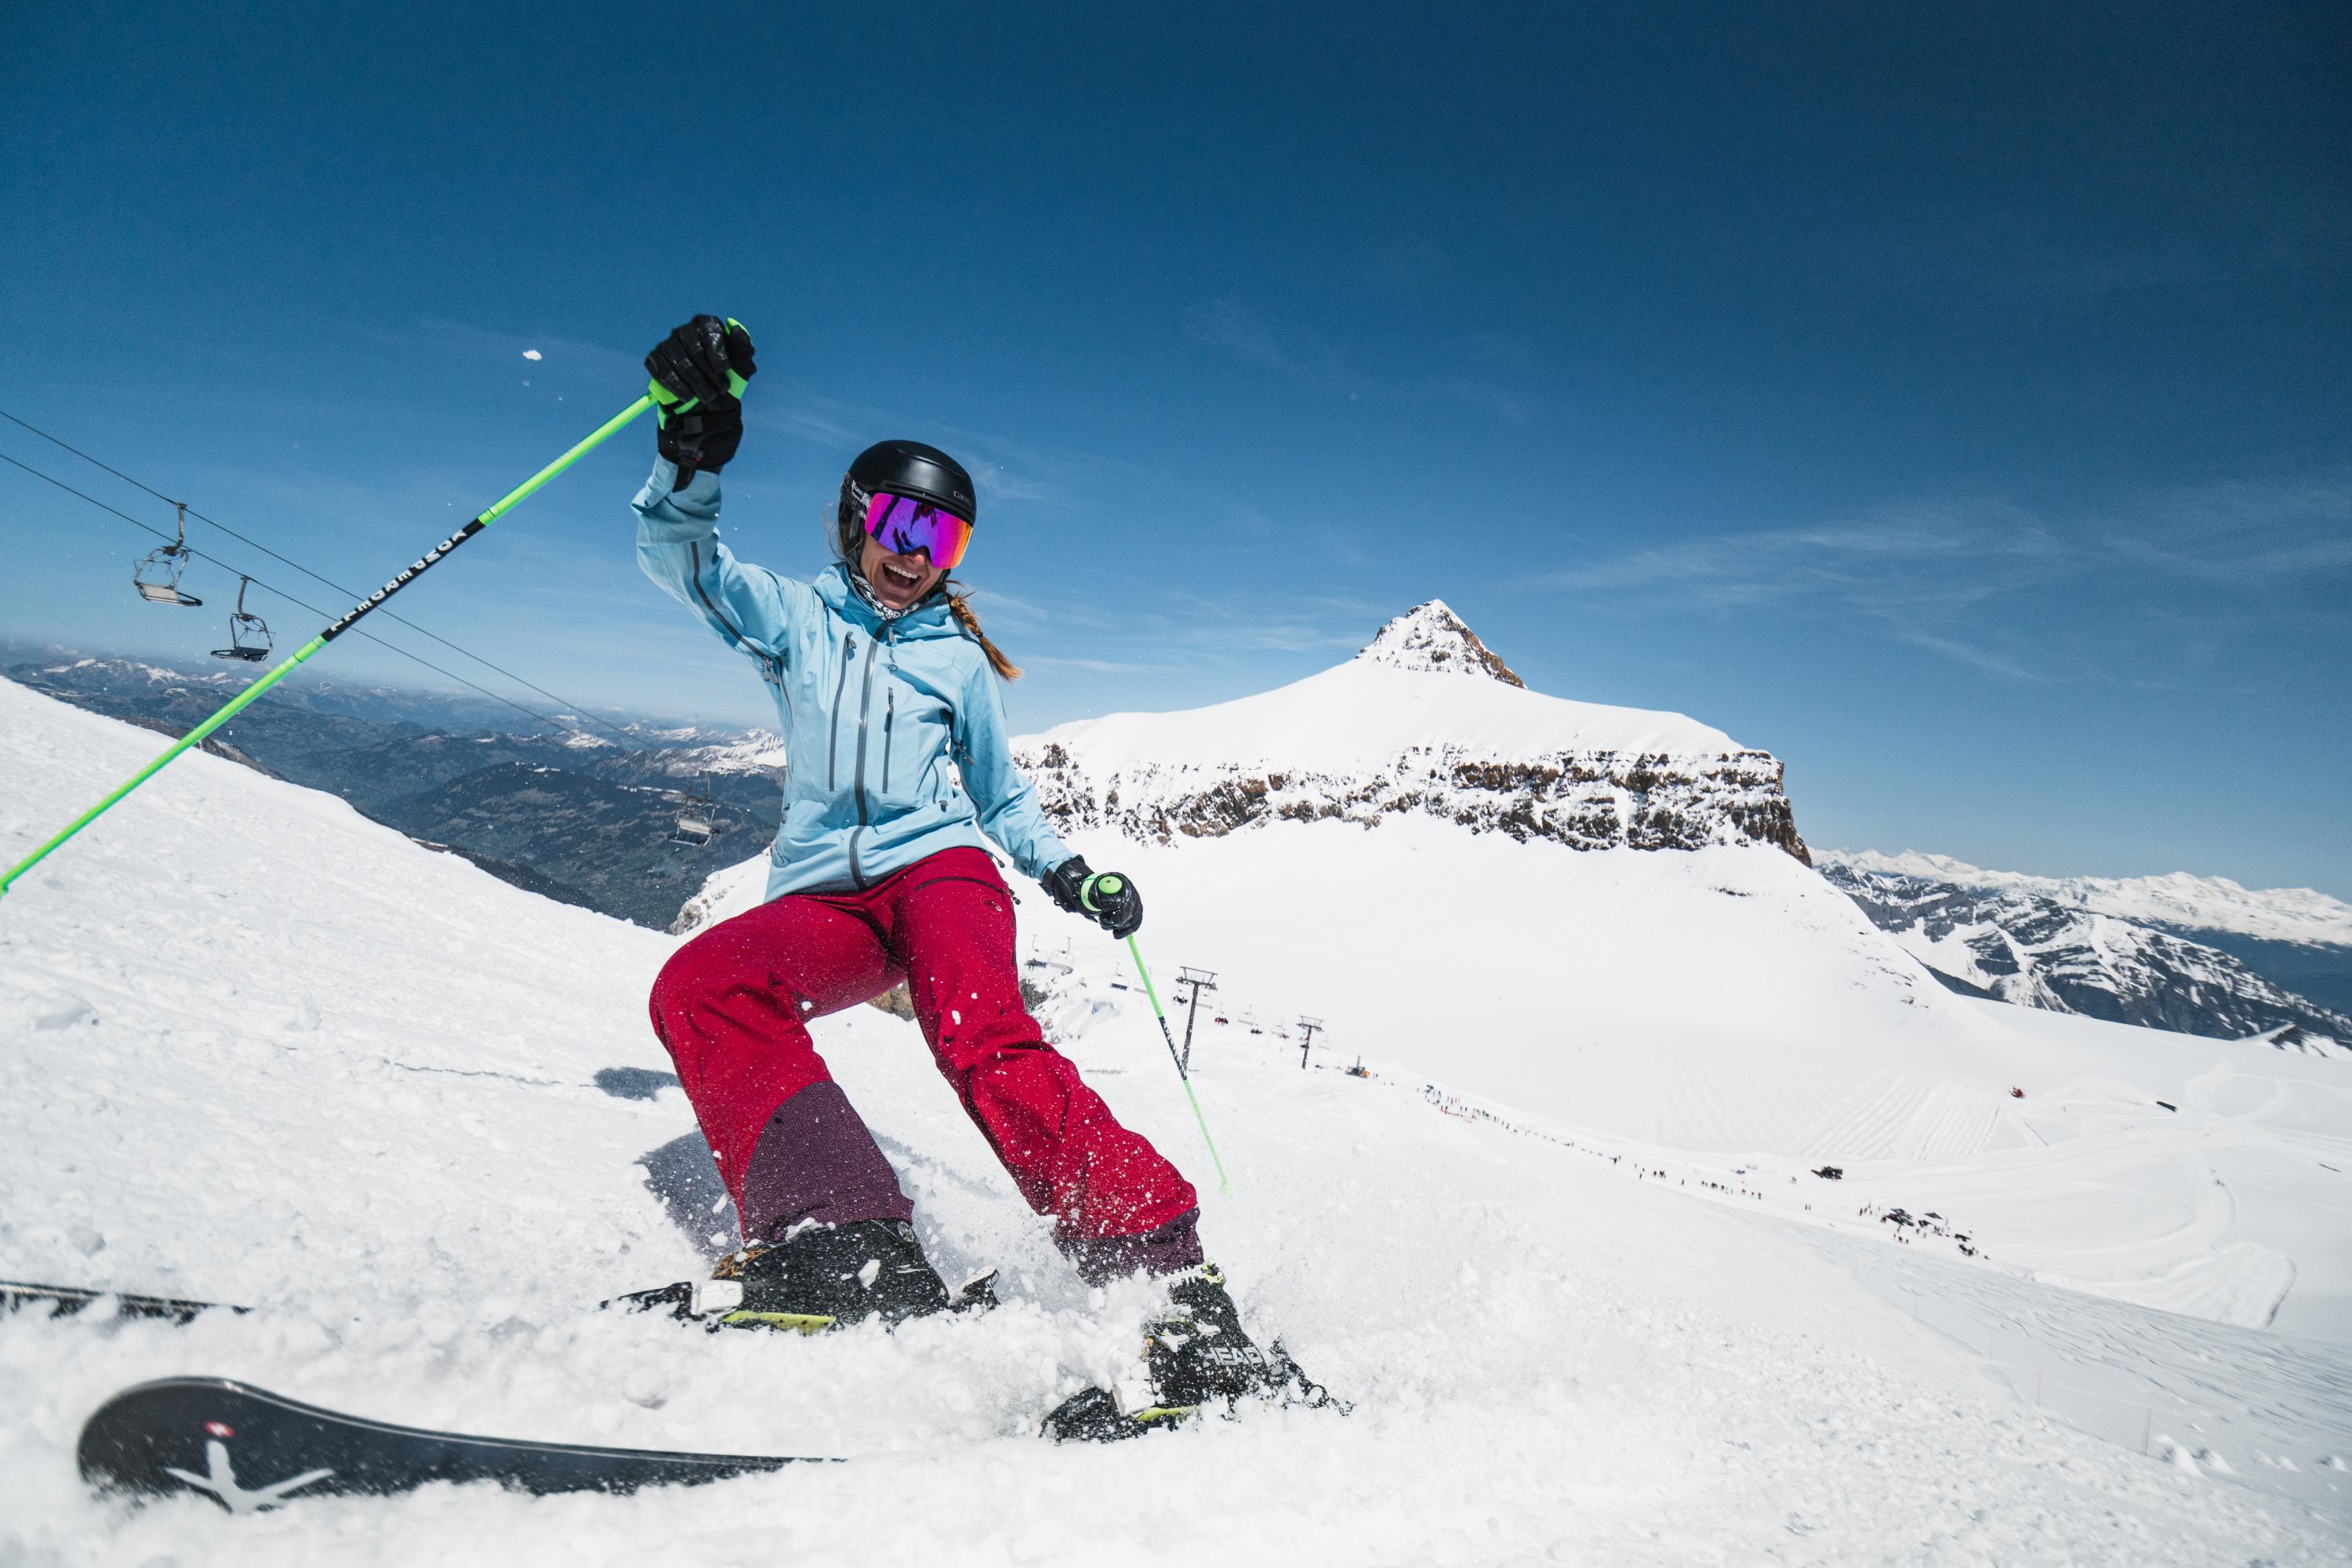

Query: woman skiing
632 316 1293 1437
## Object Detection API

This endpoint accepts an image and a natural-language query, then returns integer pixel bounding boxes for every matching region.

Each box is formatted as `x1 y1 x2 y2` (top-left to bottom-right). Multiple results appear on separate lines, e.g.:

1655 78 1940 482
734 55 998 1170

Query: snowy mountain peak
1354 601 1525 687
1014 605 1802 859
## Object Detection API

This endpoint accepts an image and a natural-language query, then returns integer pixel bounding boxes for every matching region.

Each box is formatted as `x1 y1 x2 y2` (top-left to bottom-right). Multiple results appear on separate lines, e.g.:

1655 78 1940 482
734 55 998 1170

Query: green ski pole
1098 884 1232 1192
1 393 655 899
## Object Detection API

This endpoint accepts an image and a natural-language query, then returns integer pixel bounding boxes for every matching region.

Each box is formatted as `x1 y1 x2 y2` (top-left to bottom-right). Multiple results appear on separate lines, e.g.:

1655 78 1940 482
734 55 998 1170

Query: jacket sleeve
633 457 805 666
955 656 1075 884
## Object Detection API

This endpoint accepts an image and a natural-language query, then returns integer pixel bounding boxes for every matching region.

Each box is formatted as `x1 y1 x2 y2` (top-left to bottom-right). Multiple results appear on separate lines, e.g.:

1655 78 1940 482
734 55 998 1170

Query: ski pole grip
1082 873 1122 912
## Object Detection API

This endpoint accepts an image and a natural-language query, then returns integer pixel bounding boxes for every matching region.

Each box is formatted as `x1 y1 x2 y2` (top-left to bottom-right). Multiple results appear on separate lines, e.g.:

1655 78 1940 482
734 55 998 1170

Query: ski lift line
0 449 591 739
0 407 647 750
1120 933 1233 1195
0 394 655 900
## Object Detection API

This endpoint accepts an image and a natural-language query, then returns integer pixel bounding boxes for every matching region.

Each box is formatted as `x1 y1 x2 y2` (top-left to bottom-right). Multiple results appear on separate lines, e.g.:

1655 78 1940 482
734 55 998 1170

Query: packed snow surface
1822 848 2352 947
5 677 2350 1564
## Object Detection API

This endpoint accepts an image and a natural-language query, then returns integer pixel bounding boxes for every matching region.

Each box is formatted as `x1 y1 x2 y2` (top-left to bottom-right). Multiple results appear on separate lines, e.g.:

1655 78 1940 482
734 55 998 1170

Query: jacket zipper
881 688 895 794
826 632 853 790
847 630 882 887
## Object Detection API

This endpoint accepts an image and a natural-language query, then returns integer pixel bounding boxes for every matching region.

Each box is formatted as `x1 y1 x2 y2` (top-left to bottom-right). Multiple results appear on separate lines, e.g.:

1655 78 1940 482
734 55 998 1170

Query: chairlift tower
1175 967 1217 1073
1298 1016 1323 1070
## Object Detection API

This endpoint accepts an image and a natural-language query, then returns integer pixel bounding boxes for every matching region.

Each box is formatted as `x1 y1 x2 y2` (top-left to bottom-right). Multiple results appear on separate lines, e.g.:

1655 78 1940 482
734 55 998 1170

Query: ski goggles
861 490 974 571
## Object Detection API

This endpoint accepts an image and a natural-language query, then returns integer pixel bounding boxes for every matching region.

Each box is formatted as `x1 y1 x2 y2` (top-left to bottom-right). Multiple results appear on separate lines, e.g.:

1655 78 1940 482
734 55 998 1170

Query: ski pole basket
132 502 202 607
209 576 273 662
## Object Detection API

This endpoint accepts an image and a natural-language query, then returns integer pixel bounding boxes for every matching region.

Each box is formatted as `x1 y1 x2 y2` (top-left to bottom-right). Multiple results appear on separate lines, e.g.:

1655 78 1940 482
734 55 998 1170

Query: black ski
9 1270 999 1332
78 1377 827 1511
2 1279 243 1325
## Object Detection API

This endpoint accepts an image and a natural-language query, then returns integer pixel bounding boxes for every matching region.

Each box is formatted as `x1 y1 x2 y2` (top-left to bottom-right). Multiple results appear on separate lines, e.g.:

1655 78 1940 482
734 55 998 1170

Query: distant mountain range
1817 851 2351 1047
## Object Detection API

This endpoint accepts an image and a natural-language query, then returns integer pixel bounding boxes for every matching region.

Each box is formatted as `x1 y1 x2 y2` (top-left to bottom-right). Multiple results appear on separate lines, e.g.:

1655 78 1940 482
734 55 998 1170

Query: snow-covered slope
1016 601 1806 858
8 676 2352 1563
1821 855 2352 1045
1824 848 2352 948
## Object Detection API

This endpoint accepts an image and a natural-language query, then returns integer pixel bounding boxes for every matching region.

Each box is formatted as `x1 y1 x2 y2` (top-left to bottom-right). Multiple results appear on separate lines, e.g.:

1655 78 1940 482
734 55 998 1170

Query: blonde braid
945 583 1022 681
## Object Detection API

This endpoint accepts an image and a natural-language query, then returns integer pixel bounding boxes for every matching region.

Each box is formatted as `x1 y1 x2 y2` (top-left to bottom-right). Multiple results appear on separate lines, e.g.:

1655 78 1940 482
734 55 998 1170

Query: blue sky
2 3 2347 896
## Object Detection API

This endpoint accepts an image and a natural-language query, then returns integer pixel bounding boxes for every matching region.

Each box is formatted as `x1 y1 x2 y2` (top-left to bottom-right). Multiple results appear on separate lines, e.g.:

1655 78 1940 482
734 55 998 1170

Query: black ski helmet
837 439 977 561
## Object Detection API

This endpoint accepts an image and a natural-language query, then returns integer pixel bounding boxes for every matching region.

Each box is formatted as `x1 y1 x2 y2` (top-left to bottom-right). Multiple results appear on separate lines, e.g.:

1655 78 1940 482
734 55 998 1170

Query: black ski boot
1041 1265 1344 1441
687 1220 967 1334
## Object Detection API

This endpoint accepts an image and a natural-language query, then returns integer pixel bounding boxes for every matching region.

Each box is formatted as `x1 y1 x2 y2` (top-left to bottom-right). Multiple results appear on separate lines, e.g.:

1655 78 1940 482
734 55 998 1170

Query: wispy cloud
1893 631 2047 684
1539 474 2350 682
2111 476 2352 586
1022 654 1185 675
1545 505 2067 619
1446 379 1534 426
1185 301 1544 426
1185 299 1353 394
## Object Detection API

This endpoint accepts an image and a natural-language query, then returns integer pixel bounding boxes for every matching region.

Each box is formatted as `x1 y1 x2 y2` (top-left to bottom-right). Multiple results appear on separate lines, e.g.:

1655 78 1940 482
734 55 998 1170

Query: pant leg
647 894 913 1240
882 848 1201 1249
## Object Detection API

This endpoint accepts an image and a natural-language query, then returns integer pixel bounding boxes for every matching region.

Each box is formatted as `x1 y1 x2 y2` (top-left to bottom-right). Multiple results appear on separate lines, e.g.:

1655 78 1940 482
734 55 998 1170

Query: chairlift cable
0 408 644 749
0 449 592 738
0 392 655 898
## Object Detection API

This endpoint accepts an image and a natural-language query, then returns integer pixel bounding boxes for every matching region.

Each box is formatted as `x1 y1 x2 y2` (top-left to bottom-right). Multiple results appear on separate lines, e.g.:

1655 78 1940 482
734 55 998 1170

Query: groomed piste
4 673 2348 1563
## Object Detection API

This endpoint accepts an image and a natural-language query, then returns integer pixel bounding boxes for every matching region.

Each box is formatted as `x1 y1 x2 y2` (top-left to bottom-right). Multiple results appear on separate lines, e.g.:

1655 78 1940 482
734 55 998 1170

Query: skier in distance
632 316 1287 1437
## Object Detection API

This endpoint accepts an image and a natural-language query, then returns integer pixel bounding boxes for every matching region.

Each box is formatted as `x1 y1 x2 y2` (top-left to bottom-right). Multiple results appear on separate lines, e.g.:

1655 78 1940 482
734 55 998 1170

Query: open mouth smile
880 560 926 590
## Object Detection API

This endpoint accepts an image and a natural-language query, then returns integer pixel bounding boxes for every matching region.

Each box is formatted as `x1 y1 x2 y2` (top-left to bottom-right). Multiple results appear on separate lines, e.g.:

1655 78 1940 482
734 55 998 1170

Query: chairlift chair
669 771 721 848
132 501 203 607
209 576 273 662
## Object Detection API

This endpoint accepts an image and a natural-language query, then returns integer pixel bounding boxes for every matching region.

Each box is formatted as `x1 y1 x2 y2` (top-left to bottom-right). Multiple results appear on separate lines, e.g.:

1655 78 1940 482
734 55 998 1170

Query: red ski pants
648 847 1199 1250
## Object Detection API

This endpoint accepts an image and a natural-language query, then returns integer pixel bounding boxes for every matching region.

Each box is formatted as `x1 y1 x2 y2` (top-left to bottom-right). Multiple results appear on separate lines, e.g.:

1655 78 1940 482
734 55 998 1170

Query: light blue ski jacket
633 457 1073 901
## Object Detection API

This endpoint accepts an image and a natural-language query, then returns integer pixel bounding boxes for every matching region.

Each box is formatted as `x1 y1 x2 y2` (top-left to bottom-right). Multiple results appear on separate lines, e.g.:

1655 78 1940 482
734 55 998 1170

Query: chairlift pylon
669 770 720 848
132 501 202 607
209 576 274 662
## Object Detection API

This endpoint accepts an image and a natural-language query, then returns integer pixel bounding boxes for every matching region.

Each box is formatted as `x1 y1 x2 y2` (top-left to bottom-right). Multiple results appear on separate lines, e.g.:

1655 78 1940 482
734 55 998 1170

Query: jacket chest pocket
822 632 858 791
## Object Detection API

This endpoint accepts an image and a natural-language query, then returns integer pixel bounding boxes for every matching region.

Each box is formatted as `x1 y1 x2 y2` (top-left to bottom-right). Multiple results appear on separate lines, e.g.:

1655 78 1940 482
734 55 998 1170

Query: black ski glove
1045 855 1143 939
646 314 757 485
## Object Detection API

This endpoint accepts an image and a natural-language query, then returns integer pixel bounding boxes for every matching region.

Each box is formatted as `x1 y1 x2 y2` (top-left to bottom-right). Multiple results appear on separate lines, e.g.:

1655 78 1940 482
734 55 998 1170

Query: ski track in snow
4 676 2350 1565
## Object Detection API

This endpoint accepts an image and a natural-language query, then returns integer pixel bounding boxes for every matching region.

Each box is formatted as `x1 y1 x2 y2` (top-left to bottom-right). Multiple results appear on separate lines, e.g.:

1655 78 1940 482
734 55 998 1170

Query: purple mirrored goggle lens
862 491 974 571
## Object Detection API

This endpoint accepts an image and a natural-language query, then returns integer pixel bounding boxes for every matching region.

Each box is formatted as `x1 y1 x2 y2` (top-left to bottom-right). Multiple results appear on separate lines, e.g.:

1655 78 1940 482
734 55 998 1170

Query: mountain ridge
1014 603 1807 860
1820 855 2351 1049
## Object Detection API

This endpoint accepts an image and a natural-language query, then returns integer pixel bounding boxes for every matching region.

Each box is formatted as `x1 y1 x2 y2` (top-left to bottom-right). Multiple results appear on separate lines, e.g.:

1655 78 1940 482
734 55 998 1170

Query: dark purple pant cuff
1061 1207 1207 1285
739 1080 914 1243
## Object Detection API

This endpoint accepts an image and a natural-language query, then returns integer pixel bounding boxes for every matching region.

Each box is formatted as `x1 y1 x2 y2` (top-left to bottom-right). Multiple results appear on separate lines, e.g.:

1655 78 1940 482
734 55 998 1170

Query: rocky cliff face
1819 855 2351 1048
1012 602 1809 862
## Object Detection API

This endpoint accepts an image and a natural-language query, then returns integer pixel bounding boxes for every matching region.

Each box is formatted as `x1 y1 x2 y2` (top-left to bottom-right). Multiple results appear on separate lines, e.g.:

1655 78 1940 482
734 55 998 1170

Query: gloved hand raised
645 314 757 484
1045 855 1143 940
